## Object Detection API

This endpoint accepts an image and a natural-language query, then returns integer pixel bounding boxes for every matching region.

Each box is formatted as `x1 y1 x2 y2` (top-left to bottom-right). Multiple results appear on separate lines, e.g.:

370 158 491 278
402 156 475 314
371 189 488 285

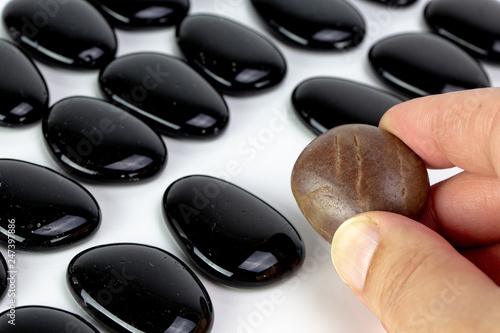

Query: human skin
330 88 500 333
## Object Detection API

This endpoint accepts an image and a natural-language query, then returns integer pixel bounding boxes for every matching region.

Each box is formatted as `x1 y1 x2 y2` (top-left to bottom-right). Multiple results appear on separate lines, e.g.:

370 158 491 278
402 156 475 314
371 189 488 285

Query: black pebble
2 0 117 69
425 0 500 62
369 32 490 98
292 77 404 135
163 175 305 288
43 96 167 183
0 159 101 251
100 53 229 139
251 0 365 50
177 14 287 95
68 243 214 333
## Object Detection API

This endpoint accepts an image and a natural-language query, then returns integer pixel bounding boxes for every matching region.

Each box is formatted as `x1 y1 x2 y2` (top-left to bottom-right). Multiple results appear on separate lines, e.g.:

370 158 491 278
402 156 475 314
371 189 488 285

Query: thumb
331 212 500 333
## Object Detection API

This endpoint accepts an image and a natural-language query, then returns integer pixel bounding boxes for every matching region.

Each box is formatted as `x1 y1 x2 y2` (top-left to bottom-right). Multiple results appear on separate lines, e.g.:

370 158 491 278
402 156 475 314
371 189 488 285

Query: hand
330 88 500 332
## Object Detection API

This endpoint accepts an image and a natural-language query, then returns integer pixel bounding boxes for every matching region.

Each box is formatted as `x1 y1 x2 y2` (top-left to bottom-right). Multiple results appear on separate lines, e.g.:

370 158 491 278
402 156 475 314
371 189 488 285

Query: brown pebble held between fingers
291 124 430 242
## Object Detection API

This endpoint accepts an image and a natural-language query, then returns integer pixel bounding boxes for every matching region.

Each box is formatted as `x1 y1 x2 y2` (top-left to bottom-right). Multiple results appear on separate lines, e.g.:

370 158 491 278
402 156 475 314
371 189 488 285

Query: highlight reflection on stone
42 97 167 183
163 175 304 288
291 124 429 242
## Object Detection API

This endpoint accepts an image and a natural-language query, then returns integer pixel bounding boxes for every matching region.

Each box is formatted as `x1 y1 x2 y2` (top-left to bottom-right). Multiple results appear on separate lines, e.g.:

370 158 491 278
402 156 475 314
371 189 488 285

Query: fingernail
331 215 380 291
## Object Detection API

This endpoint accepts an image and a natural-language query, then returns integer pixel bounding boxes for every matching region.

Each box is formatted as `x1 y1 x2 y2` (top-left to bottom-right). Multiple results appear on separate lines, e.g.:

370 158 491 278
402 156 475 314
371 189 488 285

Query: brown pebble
291 124 429 242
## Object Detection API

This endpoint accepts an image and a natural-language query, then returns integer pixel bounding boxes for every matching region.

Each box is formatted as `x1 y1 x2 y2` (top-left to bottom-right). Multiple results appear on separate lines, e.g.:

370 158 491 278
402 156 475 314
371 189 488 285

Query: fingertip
378 96 454 169
379 88 500 174
378 109 392 133
378 98 404 132
378 98 419 143
331 214 380 291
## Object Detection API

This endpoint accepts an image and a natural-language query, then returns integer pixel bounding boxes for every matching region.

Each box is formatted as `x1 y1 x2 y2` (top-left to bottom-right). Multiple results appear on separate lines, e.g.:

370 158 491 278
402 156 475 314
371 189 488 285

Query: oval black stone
2 0 117 69
0 159 100 251
163 175 304 288
365 0 417 6
0 253 7 299
0 306 99 332
292 77 404 135
68 243 214 333
250 0 365 50
99 53 229 139
0 39 49 127
425 0 500 62
43 96 167 183
87 0 190 29
369 32 490 98
176 14 287 95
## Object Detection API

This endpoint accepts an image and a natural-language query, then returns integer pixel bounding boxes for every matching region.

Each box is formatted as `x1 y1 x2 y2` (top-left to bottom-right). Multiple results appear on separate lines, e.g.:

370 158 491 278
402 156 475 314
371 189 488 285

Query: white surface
0 0 495 332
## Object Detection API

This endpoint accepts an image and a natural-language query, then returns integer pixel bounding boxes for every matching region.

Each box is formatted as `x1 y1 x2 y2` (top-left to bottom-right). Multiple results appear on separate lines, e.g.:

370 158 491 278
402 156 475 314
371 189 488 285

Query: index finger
379 88 500 177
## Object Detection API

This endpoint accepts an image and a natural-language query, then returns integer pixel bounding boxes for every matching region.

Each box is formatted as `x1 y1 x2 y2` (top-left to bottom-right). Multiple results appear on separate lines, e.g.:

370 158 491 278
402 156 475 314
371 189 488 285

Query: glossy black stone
43 96 167 183
100 53 229 138
177 14 287 95
163 175 304 288
251 0 365 50
0 306 99 332
2 0 117 70
68 243 213 333
369 33 490 98
425 0 500 62
0 253 7 299
0 39 49 127
366 0 417 6
292 77 404 135
87 0 189 29
0 159 100 251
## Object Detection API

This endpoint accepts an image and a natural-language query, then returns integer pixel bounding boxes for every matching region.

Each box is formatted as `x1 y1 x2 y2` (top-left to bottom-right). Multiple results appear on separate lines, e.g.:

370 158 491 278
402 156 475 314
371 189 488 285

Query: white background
1 0 498 332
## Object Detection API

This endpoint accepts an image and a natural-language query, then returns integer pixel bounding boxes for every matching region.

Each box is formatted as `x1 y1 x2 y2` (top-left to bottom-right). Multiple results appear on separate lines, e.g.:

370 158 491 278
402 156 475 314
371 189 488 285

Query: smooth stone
87 0 189 29
425 0 500 62
365 0 417 6
369 32 490 98
291 124 429 242
0 253 6 299
0 306 99 332
176 14 287 95
0 39 49 127
292 77 404 135
250 0 365 50
99 53 229 138
0 159 101 251
2 0 117 69
163 175 305 288
68 243 214 333
43 96 167 183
